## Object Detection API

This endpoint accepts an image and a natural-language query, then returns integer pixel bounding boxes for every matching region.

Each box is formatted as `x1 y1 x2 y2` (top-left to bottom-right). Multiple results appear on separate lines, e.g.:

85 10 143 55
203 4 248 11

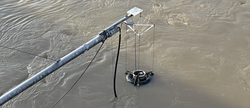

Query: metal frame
125 21 154 37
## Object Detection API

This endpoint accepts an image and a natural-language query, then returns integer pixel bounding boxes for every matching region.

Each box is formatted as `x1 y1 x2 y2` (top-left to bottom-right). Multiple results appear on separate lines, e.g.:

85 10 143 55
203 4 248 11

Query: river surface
1 0 250 108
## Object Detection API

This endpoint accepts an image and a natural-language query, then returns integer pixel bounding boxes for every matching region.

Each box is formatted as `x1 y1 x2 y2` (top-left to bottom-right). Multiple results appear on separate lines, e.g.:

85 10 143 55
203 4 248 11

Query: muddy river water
1 0 250 108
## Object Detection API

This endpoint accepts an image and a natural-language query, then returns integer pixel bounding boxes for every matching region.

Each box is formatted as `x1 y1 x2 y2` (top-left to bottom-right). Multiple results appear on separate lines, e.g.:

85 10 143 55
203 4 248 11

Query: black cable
51 42 104 108
113 27 121 97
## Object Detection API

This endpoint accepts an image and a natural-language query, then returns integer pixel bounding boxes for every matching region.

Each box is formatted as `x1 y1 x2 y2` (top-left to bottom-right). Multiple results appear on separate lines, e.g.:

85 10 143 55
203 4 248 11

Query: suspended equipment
124 13 155 86
125 70 154 86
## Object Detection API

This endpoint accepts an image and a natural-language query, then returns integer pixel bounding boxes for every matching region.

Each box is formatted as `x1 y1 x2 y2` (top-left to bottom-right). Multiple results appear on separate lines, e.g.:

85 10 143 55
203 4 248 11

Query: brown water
1 0 250 108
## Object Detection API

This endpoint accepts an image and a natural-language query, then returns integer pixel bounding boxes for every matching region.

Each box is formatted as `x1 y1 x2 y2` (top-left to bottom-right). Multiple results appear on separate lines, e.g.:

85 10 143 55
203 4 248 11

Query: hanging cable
152 24 155 72
51 41 105 108
36 53 83 108
125 23 128 71
0 45 58 61
113 27 121 97
134 31 137 70
138 36 141 70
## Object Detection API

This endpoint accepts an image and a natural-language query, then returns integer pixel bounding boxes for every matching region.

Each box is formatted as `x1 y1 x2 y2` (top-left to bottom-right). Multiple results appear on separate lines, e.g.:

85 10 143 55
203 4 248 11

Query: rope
51 42 105 108
113 27 121 97
0 45 58 61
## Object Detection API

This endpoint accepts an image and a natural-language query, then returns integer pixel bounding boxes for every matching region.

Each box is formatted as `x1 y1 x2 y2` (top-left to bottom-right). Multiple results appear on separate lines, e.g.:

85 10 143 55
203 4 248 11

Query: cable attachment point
99 26 119 42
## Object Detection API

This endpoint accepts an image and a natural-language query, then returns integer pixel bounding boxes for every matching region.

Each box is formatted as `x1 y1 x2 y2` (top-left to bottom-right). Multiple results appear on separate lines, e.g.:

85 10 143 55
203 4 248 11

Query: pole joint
99 26 119 43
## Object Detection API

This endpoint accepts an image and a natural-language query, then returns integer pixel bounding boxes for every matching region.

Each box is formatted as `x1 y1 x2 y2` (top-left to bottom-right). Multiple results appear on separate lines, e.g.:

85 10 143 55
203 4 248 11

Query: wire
138 36 140 70
140 14 156 72
134 31 137 70
0 45 58 61
51 42 105 108
113 27 121 97
152 24 155 72
139 14 156 72
125 24 128 71
36 53 83 108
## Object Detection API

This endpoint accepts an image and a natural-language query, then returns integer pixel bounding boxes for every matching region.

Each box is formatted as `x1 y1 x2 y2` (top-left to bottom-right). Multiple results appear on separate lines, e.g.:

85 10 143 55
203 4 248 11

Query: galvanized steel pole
0 11 138 106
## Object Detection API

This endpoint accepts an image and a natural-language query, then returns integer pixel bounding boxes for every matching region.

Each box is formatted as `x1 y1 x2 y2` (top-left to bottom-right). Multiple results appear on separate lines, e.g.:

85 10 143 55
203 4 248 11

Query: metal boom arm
0 7 143 106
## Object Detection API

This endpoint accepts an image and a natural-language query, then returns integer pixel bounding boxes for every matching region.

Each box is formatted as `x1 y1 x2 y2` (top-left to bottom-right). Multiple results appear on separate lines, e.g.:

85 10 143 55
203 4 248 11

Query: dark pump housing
125 70 154 86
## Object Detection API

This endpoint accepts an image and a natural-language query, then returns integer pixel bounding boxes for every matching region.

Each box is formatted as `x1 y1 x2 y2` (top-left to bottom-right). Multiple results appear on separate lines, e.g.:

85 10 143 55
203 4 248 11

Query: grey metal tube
0 14 132 106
